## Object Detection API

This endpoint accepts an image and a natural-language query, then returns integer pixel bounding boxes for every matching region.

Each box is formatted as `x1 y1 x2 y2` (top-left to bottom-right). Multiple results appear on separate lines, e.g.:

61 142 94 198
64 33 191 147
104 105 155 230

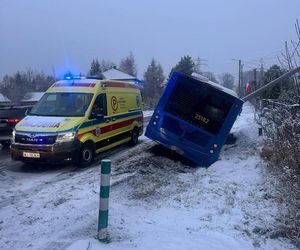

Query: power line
194 57 208 73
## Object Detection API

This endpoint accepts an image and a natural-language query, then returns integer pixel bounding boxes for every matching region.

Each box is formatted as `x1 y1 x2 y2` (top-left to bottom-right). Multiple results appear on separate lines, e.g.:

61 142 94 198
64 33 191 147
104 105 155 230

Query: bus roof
191 73 238 98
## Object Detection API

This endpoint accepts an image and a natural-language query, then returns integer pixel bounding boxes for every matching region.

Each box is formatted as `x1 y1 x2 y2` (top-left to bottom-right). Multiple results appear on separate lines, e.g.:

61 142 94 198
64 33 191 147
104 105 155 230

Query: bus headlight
56 132 76 143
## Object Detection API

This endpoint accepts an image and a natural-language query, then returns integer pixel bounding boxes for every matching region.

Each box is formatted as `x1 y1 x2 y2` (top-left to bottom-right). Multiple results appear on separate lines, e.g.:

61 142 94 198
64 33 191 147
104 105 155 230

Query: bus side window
93 94 107 116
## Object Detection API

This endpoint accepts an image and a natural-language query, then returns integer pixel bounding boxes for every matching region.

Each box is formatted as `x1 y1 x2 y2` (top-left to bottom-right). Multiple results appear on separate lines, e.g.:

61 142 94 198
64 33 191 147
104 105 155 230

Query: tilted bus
145 71 243 167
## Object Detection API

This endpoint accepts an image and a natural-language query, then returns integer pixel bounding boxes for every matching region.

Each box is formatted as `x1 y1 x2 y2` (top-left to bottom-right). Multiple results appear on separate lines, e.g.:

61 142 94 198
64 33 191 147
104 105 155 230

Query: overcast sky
0 0 299 80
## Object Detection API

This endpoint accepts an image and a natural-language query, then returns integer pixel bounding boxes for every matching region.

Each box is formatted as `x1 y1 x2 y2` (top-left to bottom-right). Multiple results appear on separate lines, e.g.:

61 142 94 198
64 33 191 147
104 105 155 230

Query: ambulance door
92 93 111 145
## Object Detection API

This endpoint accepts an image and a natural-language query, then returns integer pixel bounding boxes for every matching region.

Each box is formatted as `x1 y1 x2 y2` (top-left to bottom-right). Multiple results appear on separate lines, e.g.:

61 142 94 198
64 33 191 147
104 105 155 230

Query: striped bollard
98 159 111 243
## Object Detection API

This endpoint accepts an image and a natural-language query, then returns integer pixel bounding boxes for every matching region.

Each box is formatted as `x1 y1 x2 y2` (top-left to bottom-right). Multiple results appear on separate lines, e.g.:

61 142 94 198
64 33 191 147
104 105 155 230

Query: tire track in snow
0 139 154 209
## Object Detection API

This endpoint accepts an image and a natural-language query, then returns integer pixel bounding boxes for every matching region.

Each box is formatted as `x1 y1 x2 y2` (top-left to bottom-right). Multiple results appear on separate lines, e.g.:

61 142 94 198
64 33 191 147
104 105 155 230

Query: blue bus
145 71 244 167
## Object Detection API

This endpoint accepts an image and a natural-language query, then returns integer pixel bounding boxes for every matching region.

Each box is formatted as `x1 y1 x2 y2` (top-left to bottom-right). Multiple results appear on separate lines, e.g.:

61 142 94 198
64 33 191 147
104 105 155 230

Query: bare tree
220 73 235 90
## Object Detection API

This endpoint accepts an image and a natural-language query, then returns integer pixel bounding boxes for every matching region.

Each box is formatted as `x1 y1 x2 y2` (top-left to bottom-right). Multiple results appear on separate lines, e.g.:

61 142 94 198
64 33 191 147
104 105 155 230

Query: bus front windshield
30 93 93 117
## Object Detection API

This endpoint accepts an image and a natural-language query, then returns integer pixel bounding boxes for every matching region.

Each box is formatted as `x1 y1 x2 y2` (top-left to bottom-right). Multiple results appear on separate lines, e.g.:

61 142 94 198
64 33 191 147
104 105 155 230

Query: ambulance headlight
56 132 76 143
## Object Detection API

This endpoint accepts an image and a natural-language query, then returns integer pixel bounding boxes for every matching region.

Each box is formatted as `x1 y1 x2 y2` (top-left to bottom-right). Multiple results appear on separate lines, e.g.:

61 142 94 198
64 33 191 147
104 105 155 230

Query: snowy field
0 103 296 250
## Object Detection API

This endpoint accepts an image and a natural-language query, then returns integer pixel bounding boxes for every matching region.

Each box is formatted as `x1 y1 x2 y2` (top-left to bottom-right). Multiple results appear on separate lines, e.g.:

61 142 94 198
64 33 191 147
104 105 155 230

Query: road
0 117 152 211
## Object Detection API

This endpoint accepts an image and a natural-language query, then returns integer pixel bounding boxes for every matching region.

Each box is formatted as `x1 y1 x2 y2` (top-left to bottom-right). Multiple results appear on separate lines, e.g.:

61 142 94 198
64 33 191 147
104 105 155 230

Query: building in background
0 93 11 107
102 68 142 86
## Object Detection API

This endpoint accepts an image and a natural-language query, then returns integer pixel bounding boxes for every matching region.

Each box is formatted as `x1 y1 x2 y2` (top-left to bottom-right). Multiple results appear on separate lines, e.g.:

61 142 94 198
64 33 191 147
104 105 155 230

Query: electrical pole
238 60 243 97
259 58 264 88
195 57 208 73
253 68 257 91
243 66 300 102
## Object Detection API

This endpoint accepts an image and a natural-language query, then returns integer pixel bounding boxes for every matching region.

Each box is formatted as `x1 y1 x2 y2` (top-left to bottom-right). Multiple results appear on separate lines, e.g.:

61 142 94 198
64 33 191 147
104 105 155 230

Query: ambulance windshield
30 93 93 117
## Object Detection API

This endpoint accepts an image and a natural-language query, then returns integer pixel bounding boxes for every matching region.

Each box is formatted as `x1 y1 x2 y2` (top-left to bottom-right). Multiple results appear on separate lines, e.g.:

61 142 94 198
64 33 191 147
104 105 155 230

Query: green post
98 159 111 242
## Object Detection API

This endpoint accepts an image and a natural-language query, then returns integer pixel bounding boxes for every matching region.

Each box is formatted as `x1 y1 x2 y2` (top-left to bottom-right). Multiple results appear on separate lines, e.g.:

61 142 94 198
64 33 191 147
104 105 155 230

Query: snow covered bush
261 98 300 246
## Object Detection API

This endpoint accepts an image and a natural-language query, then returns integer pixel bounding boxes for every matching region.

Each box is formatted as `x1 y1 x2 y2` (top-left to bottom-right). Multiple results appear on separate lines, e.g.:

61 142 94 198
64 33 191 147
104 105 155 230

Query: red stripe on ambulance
77 116 142 140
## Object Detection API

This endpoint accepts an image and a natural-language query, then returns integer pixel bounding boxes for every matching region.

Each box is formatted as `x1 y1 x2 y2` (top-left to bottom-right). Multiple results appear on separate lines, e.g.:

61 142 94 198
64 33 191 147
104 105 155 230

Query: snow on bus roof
191 72 238 98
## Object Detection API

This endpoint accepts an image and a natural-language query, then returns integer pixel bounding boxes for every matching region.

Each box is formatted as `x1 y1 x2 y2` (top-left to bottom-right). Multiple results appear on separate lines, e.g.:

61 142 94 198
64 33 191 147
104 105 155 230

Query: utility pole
253 68 257 91
243 66 300 102
195 57 208 73
259 58 264 89
238 60 243 97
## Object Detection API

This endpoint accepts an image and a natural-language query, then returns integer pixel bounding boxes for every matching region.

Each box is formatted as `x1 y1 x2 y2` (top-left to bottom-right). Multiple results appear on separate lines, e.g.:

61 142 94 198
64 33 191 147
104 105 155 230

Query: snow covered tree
262 65 286 99
170 55 195 76
143 59 165 108
0 70 55 104
119 52 137 77
202 71 218 83
220 73 235 89
99 60 116 72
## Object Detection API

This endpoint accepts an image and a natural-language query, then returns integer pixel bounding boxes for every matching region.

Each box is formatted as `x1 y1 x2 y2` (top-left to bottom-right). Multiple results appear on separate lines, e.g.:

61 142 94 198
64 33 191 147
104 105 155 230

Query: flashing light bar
64 73 86 80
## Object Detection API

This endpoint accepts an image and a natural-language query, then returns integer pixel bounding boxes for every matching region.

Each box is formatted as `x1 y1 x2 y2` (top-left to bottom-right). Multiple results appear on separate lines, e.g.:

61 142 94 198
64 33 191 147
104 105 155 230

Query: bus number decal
194 114 209 124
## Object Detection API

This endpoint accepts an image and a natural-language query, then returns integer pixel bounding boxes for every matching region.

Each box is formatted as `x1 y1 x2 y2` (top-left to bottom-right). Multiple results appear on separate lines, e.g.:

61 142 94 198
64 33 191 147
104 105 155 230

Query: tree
220 73 235 89
143 59 165 108
262 64 286 99
99 60 115 72
89 59 102 76
202 71 218 83
0 70 55 104
119 52 137 77
171 55 195 76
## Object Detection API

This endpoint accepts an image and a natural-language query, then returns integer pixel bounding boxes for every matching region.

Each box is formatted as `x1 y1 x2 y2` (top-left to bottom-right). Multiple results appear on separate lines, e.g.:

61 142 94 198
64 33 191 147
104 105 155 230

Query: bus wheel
79 142 95 167
130 127 139 146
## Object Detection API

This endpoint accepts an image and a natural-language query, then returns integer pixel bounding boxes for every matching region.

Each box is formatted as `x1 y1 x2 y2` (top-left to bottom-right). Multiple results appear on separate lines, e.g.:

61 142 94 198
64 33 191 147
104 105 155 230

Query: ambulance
11 77 143 166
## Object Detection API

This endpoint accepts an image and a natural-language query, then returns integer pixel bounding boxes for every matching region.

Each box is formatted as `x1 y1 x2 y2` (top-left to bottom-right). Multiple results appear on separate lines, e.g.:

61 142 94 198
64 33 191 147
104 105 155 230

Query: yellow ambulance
11 77 143 166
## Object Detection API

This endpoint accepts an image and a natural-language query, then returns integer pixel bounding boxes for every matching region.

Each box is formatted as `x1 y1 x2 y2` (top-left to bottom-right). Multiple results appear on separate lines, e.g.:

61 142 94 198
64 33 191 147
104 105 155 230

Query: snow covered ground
0 103 296 250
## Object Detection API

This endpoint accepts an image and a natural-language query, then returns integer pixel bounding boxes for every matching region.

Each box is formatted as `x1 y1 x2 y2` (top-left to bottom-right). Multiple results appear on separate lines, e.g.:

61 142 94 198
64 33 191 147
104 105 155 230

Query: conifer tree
170 55 195 76
143 58 165 108
89 59 101 76
119 52 137 76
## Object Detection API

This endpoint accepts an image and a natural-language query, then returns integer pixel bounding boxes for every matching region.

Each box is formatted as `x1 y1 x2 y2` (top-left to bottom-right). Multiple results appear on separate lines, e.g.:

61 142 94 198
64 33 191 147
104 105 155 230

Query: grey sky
0 0 299 80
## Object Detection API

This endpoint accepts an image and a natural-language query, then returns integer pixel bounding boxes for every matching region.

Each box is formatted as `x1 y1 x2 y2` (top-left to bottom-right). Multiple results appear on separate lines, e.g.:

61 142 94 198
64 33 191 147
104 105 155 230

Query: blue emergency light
64 72 84 80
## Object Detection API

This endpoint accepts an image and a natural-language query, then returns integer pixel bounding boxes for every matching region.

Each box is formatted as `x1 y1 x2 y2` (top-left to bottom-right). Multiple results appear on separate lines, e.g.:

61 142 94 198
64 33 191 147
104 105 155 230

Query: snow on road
0 103 296 250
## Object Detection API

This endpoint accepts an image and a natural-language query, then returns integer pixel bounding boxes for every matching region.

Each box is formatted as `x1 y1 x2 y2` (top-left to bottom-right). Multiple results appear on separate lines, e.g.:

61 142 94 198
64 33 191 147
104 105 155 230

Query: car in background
0 106 32 147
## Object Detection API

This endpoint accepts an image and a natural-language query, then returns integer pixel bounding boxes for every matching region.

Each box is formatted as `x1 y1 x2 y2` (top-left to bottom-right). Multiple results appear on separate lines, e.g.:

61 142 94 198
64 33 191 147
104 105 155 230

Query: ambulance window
93 94 107 116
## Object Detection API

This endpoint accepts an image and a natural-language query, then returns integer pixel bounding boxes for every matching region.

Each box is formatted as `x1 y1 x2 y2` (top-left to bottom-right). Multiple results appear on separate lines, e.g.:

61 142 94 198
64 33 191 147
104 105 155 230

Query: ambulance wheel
130 127 139 146
79 142 95 167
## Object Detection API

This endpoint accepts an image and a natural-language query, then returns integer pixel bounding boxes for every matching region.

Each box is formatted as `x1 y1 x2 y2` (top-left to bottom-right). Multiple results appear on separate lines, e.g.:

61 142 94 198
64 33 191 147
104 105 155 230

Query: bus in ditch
145 71 243 167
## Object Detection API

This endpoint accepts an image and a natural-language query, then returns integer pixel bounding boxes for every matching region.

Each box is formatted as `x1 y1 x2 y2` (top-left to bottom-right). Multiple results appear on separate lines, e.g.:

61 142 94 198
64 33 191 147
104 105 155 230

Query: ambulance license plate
23 152 40 158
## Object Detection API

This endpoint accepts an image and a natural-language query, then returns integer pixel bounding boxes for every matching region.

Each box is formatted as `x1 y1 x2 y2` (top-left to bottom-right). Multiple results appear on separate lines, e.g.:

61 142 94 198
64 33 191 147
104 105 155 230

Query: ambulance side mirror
90 108 104 119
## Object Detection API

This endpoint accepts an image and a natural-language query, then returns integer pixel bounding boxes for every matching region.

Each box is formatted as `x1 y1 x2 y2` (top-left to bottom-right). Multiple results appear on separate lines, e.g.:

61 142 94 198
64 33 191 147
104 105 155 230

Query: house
102 68 142 85
0 93 11 106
